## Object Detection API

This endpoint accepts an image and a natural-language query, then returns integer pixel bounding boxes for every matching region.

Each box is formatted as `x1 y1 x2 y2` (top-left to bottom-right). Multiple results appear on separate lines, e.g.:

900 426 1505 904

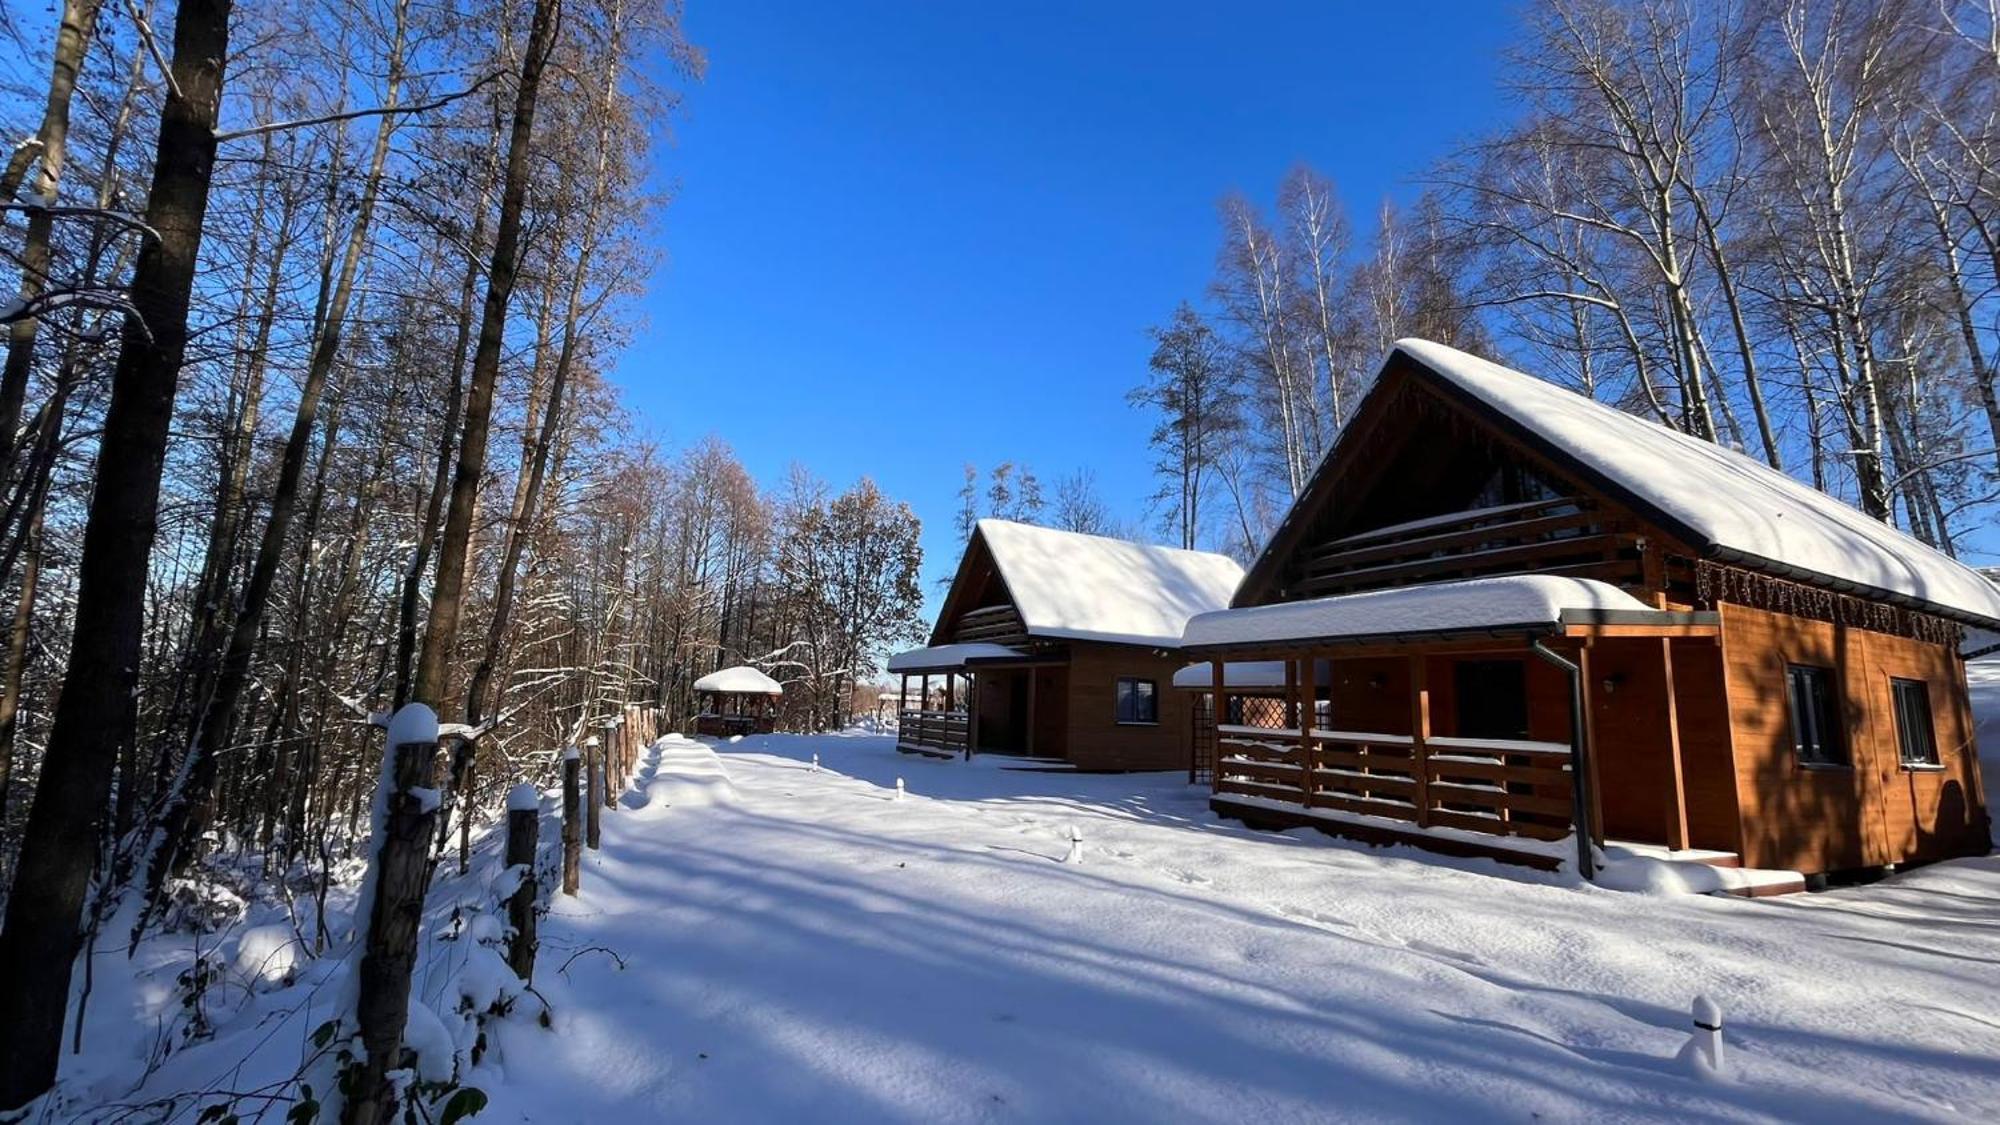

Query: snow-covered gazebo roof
1183 575 1673 652
693 666 783 695
967 519 1244 647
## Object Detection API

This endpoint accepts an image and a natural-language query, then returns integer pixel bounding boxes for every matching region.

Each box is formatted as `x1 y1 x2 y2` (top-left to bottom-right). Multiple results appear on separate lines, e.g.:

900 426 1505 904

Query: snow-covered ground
500 730 1999 1122
63 682 2000 1123
1969 659 2000 785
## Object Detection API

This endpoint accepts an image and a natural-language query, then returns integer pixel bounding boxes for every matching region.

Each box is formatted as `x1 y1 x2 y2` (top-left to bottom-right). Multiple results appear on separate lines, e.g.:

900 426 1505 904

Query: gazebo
692 666 783 737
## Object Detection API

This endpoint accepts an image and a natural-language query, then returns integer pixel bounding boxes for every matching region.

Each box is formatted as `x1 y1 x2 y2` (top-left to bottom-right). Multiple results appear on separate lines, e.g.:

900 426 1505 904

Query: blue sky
612 2 1519 591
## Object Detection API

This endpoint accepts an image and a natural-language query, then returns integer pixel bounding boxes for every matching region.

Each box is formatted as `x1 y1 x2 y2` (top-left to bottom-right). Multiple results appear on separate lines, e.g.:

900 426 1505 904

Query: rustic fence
345 701 664 1123
1213 723 1574 842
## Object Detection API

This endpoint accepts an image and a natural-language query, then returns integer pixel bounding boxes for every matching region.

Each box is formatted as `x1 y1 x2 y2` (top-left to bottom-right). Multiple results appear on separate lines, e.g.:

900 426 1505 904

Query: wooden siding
1580 637 1740 853
952 603 1028 647
1295 498 1648 600
1718 602 1989 873
1062 642 1196 770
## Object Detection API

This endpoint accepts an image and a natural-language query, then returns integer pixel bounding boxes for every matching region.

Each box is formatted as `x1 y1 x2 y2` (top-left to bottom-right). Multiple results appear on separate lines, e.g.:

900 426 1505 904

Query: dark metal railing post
1531 638 1596 881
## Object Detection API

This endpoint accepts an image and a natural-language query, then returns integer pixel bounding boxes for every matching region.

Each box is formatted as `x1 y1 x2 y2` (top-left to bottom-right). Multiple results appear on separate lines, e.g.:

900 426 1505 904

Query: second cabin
889 519 1242 770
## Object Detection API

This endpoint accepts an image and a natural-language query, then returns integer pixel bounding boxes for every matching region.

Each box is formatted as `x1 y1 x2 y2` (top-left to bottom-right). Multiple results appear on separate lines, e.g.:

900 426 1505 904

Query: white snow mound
233 924 302 985
625 736 739 814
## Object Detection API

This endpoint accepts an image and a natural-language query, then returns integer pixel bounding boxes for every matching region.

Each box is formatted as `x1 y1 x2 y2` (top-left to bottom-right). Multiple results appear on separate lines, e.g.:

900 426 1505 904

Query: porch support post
1660 637 1689 850
1208 656 1224 728
1410 654 1431 829
1531 638 1597 881
1297 654 1317 810
1283 658 1298 730
966 671 980 761
1575 640 1606 847
1210 658 1227 793
1025 669 1037 756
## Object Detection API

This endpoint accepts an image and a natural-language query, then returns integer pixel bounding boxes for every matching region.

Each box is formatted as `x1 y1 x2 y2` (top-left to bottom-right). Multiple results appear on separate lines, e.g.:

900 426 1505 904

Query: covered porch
886 643 1066 760
1183 576 1737 879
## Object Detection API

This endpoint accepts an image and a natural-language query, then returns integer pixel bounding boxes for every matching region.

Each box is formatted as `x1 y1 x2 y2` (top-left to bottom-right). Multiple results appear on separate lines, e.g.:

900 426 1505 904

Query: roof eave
1182 621 1559 659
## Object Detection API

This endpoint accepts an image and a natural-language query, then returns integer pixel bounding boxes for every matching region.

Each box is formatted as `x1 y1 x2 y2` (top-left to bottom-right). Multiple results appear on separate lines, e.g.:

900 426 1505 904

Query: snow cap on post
1692 994 1721 1030
387 702 439 748
562 745 580 761
507 783 540 813
584 735 601 747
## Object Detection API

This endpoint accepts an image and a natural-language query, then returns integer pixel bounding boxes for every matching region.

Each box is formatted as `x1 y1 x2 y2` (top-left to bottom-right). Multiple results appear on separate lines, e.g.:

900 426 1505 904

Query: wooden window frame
1889 677 1941 770
1784 663 1847 769
1114 676 1159 726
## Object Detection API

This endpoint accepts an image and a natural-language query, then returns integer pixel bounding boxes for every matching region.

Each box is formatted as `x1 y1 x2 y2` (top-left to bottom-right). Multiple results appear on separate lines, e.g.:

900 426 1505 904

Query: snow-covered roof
1395 339 2000 627
887 643 1026 673
1184 575 1655 650
693 666 783 695
974 519 1244 647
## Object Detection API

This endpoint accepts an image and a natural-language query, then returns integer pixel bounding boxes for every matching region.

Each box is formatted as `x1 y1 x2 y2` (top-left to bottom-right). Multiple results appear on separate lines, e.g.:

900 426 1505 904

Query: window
1891 678 1939 768
1454 660 1529 740
1115 677 1158 724
1785 664 1846 767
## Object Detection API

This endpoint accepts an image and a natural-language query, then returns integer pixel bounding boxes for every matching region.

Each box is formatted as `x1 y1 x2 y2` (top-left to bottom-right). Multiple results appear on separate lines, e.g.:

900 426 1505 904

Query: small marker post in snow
1062 825 1083 865
894 777 906 801
810 752 820 773
1678 994 1727 1080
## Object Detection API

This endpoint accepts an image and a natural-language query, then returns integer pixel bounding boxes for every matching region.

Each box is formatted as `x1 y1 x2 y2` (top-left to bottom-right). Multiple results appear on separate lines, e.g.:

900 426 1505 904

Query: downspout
1531 638 1597 881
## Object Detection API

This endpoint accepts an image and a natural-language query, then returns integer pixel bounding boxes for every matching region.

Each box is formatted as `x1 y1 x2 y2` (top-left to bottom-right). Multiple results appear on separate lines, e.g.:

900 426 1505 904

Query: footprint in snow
1168 869 1212 886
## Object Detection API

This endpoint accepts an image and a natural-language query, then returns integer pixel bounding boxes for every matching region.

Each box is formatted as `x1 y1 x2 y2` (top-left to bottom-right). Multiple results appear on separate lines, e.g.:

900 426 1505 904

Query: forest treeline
1133 0 2000 563
0 0 927 1109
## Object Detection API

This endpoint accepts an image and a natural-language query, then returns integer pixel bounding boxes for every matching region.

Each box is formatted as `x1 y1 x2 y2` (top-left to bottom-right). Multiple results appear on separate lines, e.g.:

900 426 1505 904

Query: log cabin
890 519 1243 770
1182 339 1996 883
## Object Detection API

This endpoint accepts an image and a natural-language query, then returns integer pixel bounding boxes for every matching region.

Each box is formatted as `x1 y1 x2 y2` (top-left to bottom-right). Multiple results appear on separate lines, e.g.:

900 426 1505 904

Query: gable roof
945 519 1244 648
1240 339 2000 629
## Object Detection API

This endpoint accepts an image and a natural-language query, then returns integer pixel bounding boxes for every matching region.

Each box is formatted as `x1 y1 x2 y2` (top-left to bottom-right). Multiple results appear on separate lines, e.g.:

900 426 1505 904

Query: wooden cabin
692 665 783 737
889 519 1242 770
1183 339 1995 882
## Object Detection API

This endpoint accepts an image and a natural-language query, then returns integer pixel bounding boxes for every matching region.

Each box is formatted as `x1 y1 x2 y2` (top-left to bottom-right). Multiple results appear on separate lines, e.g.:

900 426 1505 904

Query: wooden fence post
346 705 442 1125
504 785 539 980
585 736 603 850
601 723 619 809
456 748 476 875
561 747 581 895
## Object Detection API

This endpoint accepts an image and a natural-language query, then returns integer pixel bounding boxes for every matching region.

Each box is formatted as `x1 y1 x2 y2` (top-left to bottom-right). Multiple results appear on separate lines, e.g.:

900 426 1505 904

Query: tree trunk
0 508 43 823
0 0 233 1107
412 0 559 710
0 0 104 480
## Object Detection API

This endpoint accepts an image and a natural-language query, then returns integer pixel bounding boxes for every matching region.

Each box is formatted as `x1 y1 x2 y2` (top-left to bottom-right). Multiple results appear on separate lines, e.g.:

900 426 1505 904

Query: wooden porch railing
1214 724 1574 842
897 709 969 755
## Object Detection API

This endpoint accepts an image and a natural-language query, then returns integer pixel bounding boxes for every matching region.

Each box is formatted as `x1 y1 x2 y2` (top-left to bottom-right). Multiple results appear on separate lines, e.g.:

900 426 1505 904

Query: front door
1032 666 1068 758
